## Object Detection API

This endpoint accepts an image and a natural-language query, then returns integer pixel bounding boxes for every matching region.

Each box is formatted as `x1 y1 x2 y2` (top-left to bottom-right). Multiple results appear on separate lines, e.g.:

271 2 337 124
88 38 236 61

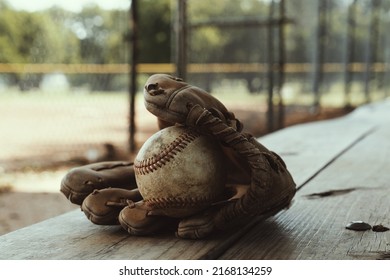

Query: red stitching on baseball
134 129 200 175
144 195 218 209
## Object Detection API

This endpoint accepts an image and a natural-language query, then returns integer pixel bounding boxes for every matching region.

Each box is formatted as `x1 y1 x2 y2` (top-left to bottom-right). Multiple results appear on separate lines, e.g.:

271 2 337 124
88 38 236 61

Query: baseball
134 125 227 218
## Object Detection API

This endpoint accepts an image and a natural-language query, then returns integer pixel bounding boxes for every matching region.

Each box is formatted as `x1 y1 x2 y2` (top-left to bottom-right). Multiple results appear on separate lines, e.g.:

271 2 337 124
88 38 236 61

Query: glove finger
119 201 174 236
81 188 142 225
143 74 239 129
176 212 216 239
61 161 137 205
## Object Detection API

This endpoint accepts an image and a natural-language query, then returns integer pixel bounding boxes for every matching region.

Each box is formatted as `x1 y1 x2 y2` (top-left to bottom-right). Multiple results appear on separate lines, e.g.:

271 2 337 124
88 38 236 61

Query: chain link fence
1 0 390 174
0 1 132 173
173 0 390 133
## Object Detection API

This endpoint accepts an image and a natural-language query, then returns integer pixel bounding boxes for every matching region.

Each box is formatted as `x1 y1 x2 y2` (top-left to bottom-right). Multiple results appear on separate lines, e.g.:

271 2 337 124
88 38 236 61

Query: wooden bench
1 99 389 260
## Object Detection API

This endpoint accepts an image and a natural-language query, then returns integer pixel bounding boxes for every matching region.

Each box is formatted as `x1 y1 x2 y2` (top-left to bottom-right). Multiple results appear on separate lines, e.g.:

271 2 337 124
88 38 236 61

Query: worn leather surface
60 74 296 239
119 201 176 236
144 74 242 132
81 188 142 225
177 105 296 239
144 74 250 186
60 161 137 205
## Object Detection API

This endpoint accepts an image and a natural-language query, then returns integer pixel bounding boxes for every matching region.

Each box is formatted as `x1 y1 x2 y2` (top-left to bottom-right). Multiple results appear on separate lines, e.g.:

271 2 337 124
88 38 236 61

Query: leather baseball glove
60 74 296 239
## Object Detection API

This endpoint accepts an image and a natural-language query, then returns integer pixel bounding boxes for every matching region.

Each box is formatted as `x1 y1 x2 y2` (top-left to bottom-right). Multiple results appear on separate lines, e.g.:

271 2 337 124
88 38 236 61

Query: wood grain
259 112 376 188
0 99 389 260
220 121 390 259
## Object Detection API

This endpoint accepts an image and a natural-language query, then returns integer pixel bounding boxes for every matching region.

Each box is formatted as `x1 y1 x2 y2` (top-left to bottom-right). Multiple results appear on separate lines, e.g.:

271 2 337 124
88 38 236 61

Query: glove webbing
187 105 295 228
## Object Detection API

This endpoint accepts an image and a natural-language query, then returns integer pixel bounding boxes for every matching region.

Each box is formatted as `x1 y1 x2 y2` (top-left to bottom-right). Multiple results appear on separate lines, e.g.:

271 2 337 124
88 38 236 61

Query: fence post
276 0 286 130
266 0 275 133
312 0 327 112
128 0 138 153
176 0 188 80
384 17 390 98
364 0 381 103
344 0 357 108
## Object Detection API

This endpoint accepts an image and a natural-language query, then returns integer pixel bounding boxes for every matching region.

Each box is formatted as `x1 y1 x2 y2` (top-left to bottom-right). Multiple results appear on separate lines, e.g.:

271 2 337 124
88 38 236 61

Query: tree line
0 0 171 91
0 0 389 92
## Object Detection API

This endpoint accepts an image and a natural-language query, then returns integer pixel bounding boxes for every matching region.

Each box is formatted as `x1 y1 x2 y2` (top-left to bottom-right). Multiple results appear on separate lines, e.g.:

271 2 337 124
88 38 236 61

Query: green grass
1 79 388 112
210 79 388 109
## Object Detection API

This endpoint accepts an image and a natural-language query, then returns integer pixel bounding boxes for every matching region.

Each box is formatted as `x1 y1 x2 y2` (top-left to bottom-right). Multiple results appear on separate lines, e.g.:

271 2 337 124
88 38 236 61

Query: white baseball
134 125 227 218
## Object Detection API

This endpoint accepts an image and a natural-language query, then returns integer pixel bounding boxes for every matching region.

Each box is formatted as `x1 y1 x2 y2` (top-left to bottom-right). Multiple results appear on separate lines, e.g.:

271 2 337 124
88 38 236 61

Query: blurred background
1 0 389 234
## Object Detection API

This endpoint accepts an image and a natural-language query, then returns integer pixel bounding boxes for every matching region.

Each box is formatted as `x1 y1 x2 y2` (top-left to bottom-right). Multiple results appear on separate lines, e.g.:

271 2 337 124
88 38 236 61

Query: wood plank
220 121 390 260
0 208 268 259
0 100 388 260
0 210 208 259
259 108 378 188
